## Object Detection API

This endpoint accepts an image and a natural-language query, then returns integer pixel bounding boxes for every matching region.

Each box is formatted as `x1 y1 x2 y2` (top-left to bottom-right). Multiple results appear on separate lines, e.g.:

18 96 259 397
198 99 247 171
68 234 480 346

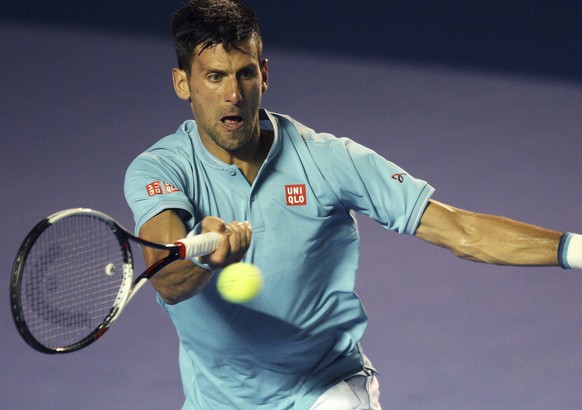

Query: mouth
221 115 244 130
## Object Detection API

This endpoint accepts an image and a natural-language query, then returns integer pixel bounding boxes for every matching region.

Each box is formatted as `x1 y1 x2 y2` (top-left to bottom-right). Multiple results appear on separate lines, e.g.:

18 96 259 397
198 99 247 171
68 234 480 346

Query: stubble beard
205 120 258 154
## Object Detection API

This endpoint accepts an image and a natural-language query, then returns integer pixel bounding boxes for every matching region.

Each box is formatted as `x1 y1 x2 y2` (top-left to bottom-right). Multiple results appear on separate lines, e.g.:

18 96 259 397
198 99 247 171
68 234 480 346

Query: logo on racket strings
27 245 92 329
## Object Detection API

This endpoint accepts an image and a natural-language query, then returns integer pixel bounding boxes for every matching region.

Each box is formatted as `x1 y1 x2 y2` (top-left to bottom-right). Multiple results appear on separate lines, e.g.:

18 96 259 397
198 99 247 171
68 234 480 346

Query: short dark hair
171 0 263 73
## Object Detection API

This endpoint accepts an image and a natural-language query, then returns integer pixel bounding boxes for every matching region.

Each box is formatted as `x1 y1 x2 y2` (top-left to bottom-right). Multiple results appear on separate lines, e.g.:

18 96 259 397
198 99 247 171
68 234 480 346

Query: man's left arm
415 199 572 267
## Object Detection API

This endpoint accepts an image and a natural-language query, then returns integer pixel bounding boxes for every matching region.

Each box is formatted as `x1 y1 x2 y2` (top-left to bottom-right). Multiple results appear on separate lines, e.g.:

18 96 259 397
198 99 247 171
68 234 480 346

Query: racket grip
175 232 222 259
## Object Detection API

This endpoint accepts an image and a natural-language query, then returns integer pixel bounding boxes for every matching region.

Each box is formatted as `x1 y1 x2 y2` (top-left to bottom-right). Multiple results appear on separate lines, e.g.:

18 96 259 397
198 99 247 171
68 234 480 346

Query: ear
172 68 191 101
260 58 269 94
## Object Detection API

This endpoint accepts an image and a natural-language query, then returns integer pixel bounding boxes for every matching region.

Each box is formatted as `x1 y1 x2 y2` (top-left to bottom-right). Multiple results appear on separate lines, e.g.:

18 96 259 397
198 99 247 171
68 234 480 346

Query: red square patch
146 181 163 197
164 182 180 193
285 184 307 206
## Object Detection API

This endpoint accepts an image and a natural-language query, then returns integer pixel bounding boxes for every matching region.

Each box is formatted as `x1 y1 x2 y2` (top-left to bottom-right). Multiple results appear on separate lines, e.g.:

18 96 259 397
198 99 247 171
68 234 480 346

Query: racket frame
10 208 197 354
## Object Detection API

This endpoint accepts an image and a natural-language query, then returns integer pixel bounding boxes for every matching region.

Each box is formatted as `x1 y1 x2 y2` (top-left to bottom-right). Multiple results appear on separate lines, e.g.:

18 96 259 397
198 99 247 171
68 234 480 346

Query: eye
239 68 258 80
207 72 224 82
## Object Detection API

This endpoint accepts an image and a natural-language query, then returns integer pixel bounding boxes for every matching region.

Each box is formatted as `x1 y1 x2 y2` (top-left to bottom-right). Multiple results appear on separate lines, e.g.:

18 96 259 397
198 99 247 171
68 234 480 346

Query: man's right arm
139 209 252 305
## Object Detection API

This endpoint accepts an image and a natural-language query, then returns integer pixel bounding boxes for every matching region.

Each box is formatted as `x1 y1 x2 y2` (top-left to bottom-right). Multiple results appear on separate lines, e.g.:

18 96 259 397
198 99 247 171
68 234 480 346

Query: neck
233 129 273 184
201 129 274 185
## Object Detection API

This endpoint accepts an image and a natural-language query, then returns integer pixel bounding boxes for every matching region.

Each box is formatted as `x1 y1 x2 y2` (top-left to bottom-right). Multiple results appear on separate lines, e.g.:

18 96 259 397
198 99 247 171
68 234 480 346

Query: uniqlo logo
285 184 307 206
146 181 163 197
164 182 180 193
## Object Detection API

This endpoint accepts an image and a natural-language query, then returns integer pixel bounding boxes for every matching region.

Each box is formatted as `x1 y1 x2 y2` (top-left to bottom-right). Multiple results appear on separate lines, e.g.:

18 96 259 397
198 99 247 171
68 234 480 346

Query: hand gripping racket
10 208 221 354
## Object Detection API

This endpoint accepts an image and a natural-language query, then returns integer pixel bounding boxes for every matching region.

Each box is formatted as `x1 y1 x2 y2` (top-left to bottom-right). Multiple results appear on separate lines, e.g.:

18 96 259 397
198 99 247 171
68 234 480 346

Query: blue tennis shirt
124 109 434 409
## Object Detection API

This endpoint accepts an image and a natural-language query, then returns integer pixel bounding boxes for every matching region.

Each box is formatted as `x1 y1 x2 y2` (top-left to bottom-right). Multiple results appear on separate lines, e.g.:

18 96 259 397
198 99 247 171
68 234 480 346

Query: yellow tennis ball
217 262 263 303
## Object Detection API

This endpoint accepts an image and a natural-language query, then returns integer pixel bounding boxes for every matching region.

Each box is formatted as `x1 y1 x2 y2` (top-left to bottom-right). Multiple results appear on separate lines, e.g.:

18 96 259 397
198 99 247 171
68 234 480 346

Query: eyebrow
202 63 258 75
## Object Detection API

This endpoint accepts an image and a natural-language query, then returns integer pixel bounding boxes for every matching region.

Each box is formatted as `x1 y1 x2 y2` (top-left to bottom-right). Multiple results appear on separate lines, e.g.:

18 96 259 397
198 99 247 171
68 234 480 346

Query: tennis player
124 1 581 408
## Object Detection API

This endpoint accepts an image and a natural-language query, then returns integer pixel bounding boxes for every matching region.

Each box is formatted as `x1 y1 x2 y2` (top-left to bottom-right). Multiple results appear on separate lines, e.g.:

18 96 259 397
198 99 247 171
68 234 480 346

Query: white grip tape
565 234 582 269
176 232 222 259
559 233 582 270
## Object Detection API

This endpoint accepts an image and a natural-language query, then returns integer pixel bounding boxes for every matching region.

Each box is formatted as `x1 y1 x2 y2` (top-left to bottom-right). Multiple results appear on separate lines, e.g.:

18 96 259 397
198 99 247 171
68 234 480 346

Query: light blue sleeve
307 135 434 235
124 137 196 235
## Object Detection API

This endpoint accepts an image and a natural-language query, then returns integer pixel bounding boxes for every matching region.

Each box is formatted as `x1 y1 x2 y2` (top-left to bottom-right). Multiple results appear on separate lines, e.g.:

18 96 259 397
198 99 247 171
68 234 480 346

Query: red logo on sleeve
164 182 181 193
146 181 181 196
146 181 163 196
285 184 307 206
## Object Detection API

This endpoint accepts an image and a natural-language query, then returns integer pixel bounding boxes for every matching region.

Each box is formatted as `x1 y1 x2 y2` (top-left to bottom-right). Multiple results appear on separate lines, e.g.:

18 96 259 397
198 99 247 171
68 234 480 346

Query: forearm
149 258 215 305
140 210 216 304
139 209 252 304
416 200 562 266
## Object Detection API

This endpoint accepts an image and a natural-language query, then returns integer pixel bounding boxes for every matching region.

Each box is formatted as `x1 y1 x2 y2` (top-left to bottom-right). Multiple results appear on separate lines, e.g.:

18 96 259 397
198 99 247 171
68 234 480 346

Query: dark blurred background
2 0 581 81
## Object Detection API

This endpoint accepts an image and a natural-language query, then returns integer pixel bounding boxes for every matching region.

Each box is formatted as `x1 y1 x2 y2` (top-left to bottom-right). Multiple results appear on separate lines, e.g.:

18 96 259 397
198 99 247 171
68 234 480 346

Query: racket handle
175 232 222 259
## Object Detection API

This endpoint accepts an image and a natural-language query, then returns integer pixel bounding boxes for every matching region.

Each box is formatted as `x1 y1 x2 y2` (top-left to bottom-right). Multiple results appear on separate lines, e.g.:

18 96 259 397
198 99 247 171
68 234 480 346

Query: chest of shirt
190 135 345 237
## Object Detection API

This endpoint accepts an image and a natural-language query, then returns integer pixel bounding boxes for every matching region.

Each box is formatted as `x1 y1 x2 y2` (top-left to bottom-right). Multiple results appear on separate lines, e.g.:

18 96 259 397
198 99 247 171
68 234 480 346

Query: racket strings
19 215 129 349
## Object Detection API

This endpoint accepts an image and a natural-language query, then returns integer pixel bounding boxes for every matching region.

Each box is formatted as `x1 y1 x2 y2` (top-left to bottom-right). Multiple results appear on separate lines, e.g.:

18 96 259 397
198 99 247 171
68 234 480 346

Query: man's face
173 39 268 156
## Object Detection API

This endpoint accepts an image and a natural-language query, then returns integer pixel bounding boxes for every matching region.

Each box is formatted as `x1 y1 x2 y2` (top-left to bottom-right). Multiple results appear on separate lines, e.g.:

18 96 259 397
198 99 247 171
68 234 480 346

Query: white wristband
558 233 582 270
191 256 213 271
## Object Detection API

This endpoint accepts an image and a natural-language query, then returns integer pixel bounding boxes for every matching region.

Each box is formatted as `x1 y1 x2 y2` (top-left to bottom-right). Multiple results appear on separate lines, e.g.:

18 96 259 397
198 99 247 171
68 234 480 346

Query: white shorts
308 372 381 410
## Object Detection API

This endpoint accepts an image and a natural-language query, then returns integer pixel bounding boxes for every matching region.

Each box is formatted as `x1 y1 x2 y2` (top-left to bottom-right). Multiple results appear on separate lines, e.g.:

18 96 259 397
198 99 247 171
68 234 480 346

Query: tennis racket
10 208 221 354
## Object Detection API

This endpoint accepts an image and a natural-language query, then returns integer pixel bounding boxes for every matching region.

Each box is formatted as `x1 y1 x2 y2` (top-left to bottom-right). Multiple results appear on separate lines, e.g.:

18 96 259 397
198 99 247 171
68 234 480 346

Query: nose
224 77 242 105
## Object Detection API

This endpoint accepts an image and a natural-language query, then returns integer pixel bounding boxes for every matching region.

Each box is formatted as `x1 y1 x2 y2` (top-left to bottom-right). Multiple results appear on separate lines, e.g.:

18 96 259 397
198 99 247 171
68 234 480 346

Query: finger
240 221 252 247
235 221 252 250
226 221 252 260
202 221 252 267
200 216 227 234
226 221 243 252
